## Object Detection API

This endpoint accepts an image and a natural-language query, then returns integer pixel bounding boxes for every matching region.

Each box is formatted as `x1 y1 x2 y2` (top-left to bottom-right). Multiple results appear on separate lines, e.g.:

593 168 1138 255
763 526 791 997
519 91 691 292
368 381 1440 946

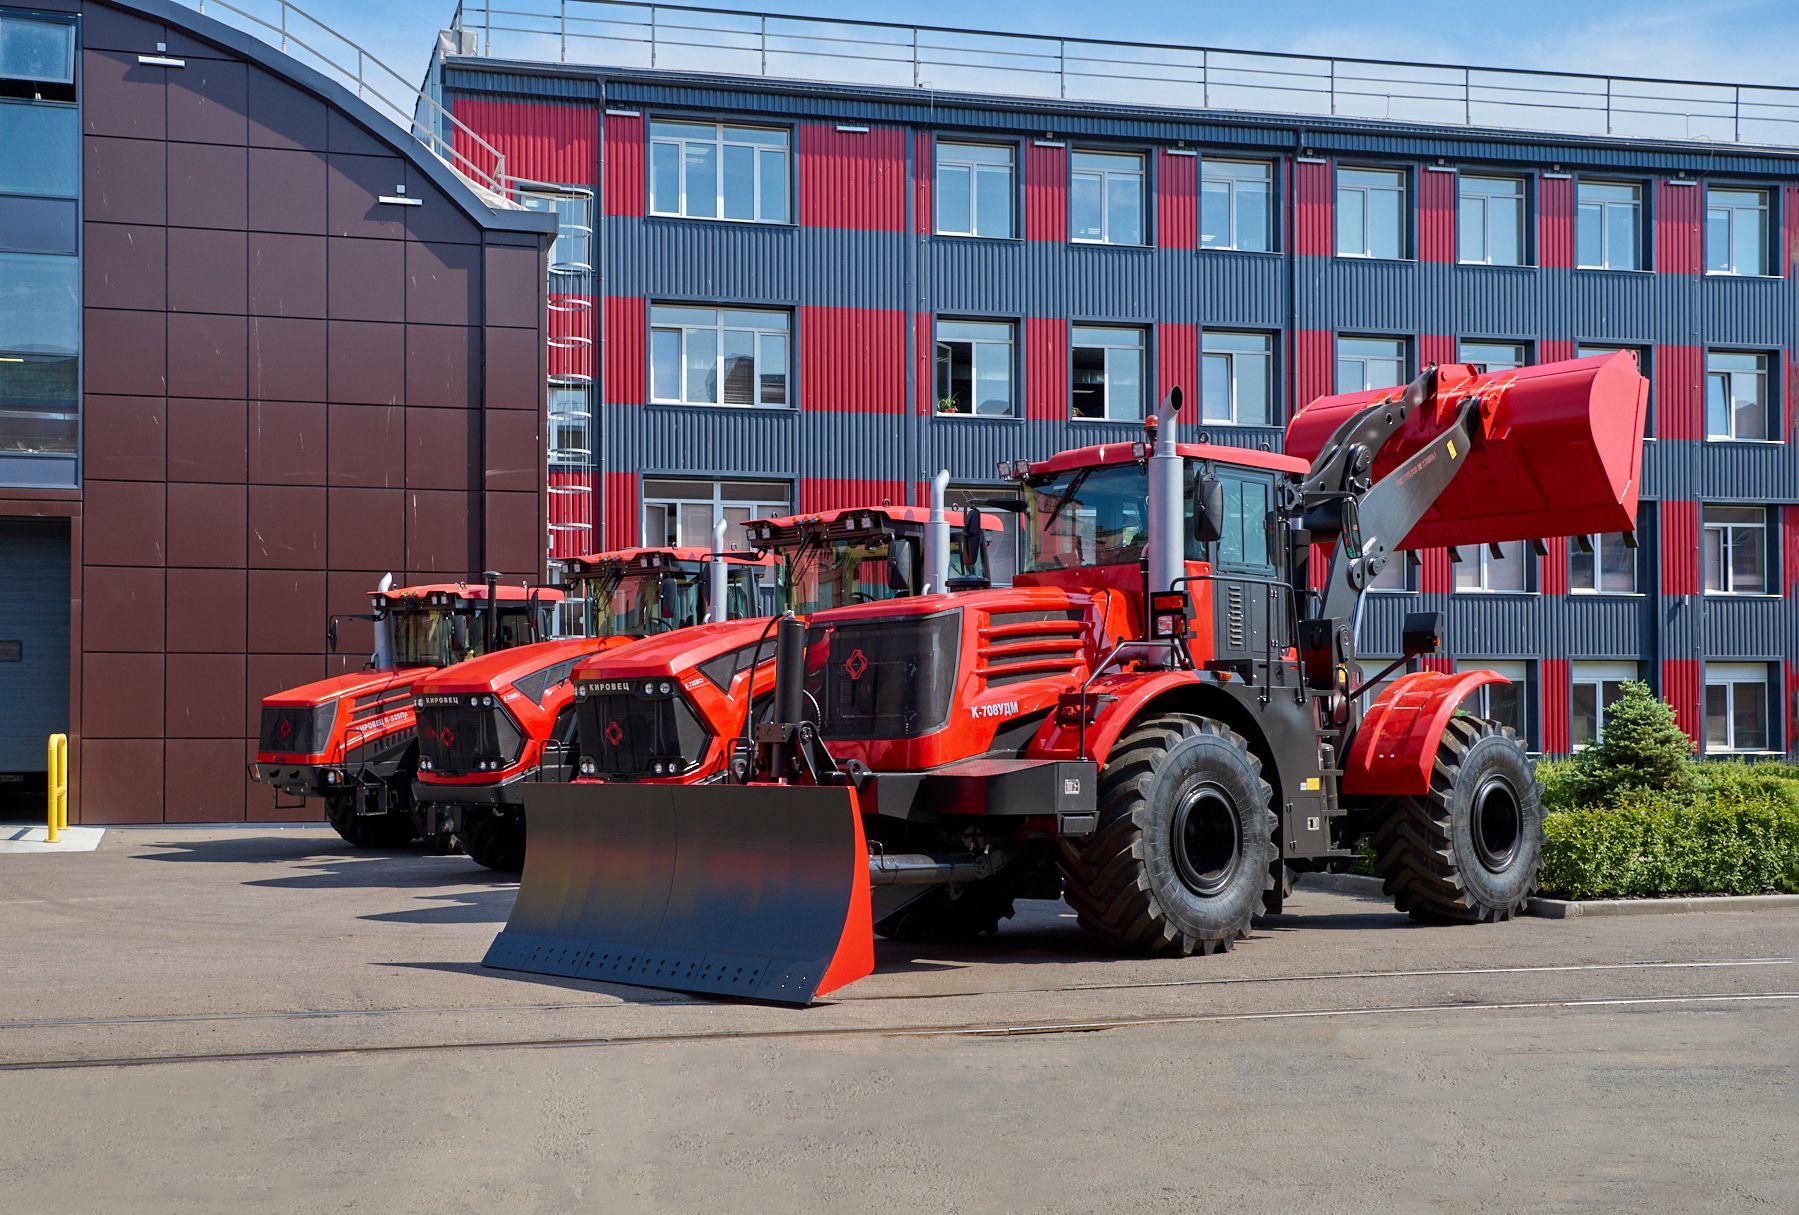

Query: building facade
0 0 555 823
432 13 1799 759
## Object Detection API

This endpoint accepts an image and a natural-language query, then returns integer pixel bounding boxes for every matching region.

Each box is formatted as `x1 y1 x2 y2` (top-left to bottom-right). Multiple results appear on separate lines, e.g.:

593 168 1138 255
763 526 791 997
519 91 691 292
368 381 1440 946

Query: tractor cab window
786 535 920 613
1210 470 1274 569
594 568 706 636
1021 463 1152 571
390 607 535 666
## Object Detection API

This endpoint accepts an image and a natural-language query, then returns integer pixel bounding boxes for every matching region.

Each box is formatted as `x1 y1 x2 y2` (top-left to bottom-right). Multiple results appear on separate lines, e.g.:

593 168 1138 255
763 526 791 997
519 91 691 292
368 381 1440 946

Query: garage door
0 519 70 776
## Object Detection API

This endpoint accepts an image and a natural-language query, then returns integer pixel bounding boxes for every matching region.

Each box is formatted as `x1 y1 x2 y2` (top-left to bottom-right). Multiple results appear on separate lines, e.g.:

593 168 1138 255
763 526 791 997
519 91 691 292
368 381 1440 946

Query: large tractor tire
460 807 527 872
324 794 416 849
1059 713 1275 957
874 875 1016 942
1370 717 1542 923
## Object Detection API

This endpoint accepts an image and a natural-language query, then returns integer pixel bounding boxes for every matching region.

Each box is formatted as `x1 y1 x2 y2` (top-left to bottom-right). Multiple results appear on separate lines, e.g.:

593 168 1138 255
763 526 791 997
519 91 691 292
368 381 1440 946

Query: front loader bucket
1286 351 1649 550
486 782 874 1004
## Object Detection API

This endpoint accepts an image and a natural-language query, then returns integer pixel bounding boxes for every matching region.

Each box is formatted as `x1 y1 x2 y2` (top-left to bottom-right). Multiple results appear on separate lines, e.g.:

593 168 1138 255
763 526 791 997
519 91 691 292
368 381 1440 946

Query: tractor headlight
658 681 672 695
420 758 433 771
579 757 596 776
483 695 494 707
641 680 656 695
468 696 480 708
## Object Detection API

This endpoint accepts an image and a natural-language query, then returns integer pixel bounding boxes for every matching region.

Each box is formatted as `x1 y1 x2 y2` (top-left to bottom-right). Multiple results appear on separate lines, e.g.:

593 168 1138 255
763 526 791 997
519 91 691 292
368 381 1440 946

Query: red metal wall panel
1419 549 1452 594
451 96 598 188
799 478 910 513
547 469 595 561
1540 657 1570 754
1418 168 1455 264
1661 657 1703 745
1294 329 1332 412
914 312 933 414
602 110 644 216
913 132 932 235
1024 143 1068 243
1787 661 1799 757
1539 536 1570 596
1654 181 1702 275
1156 150 1197 251
1538 339 1576 364
1293 159 1332 258
1658 499 1699 596
1537 175 1573 269
1420 654 1454 675
1025 316 1068 421
602 296 644 405
1157 322 1197 405
1419 334 1455 368
800 306 905 412
798 124 906 232
1654 344 1702 441
547 292 594 383
602 471 639 548
1788 354 1799 444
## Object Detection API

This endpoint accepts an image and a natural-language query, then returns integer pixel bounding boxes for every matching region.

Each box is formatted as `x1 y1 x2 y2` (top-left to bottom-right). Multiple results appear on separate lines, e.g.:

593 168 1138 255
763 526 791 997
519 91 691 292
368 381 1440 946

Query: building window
0 251 78 462
643 477 791 551
1461 659 1531 741
1706 186 1769 276
1702 505 1768 594
936 143 1014 239
1570 533 1637 593
935 320 1015 417
1705 350 1770 441
1705 664 1771 753
1369 551 1414 591
1070 150 1144 246
0 13 75 85
649 120 790 223
547 386 591 469
1336 336 1407 393
1571 663 1639 749
1576 181 1642 270
1071 325 1146 421
1458 175 1525 266
1201 159 1273 252
649 306 790 408
1454 541 1529 592
1460 340 1527 373
1336 166 1406 259
1202 330 1274 426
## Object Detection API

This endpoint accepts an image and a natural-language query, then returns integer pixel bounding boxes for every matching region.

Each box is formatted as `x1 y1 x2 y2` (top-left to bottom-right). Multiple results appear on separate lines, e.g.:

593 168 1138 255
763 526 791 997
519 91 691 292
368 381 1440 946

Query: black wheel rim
1471 776 1523 873
1171 785 1241 898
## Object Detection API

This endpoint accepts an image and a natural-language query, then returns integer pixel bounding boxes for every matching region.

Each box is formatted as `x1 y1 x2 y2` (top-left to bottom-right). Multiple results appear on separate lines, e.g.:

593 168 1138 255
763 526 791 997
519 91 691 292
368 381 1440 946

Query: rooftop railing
447 0 1799 147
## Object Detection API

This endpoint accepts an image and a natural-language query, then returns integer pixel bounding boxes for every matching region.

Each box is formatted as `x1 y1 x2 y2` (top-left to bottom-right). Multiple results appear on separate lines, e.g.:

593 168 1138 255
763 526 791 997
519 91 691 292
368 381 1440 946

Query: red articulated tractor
253 575 562 847
487 352 1648 1003
410 540 774 870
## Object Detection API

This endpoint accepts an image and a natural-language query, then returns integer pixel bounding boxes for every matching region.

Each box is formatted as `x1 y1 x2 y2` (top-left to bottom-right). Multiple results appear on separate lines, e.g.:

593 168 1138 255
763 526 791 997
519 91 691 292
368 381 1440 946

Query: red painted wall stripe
800 306 904 412
1540 657 1570 754
1654 344 1702 441
1024 143 1068 243
913 132 932 235
1157 322 1197 406
1419 334 1456 368
1787 353 1799 444
1420 655 1454 675
1539 536 1570 597
798 124 906 232
1419 548 1452 594
1293 159 1332 257
1785 661 1798 757
1537 175 1573 270
1538 338 1576 364
799 478 910 513
602 111 644 217
547 293 593 383
1025 317 1068 422
1782 504 1799 599
452 96 598 187
1654 181 1702 275
1658 499 1699 596
1294 329 1332 413
548 469 596 561
1418 169 1455 264
914 312 933 414
1662 658 1703 746
1156 150 1197 251
602 471 639 548
602 296 644 405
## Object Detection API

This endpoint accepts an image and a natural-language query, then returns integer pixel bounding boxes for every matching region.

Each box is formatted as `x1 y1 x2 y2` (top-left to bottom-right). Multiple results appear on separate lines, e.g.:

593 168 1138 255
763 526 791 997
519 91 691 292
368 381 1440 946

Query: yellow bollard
46 734 68 841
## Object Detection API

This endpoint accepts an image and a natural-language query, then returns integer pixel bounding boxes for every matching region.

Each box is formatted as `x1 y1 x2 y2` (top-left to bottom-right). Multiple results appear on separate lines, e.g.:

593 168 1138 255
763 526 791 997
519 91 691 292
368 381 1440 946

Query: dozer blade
486 782 874 1004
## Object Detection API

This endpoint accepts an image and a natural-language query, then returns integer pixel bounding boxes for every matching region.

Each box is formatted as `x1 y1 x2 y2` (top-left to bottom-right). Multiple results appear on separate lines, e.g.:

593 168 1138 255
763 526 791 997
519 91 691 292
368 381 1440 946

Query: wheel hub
1171 786 1240 898
1471 777 1523 873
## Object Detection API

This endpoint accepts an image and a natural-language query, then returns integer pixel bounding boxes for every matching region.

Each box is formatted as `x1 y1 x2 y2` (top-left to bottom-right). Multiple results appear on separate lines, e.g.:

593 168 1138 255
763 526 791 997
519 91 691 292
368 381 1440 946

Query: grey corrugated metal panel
1443 593 1545 658
1701 596 1791 657
1356 591 1427 654
921 416 1039 481
601 403 910 481
1638 439 1689 501
601 218 908 310
1661 594 1705 656
1562 269 1693 348
1696 276 1796 348
926 239 1061 317
1307 128 1793 178
1425 263 1550 341
1695 440 1799 503
1559 595 1656 658
1302 258 1424 335
443 66 599 100
1194 252 1289 328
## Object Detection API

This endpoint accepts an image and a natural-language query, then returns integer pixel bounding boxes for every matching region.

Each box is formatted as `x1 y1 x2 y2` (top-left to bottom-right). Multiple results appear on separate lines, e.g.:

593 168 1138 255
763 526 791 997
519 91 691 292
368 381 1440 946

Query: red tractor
252 575 562 847
489 353 1648 1003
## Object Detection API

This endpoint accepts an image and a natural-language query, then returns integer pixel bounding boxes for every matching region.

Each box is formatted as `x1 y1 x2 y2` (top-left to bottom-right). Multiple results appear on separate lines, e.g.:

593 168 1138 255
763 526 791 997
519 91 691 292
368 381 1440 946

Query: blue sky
294 0 1799 106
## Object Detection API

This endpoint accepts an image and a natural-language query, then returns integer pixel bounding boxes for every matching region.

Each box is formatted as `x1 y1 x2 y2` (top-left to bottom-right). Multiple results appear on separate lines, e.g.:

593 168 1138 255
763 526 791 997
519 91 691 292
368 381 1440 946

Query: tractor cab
577 546 775 638
380 582 562 667
757 503 998 614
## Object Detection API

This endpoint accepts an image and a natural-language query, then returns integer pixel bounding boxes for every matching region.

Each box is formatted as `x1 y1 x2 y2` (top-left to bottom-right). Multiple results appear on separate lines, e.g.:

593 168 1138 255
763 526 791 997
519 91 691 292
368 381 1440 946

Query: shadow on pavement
377 960 712 1006
135 836 517 893
361 889 516 925
135 834 409 865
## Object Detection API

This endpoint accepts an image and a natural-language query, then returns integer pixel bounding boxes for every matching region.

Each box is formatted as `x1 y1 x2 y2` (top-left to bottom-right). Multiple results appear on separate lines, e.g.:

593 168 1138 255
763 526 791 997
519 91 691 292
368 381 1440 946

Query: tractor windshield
1022 463 1155 571
786 536 917 614
390 607 535 667
593 568 704 636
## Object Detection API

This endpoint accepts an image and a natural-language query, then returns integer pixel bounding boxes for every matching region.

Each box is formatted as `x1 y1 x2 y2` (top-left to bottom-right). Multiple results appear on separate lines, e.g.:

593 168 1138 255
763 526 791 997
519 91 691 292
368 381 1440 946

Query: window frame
1335 335 1410 395
1705 184 1771 277
1575 178 1646 272
1200 157 1276 253
1458 339 1528 373
1453 540 1533 594
1201 329 1277 427
648 303 793 410
1701 504 1770 596
640 476 794 552
1704 348 1774 443
1568 532 1639 595
1457 173 1527 267
1703 662 1774 754
934 317 1018 419
1070 323 1148 423
1335 164 1410 261
1459 658 1533 748
647 118 792 225
934 140 1018 241
1069 148 1148 247
1569 661 1640 750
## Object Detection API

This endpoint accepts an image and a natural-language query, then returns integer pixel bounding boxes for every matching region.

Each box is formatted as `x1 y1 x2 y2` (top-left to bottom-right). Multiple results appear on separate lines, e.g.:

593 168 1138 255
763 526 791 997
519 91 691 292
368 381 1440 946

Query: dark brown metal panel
244 653 324 734
324 320 403 405
325 107 389 158
324 403 403 487
84 309 167 396
246 569 323 655
404 490 472 574
166 312 247 399
247 484 325 569
168 227 247 315
248 316 326 400
83 223 166 311
483 410 540 494
164 567 247 654
84 136 167 226
325 486 404 571
166 58 248 146
164 482 246 568
81 50 166 141
482 491 539 575
402 161 481 246
165 398 247 482
246 70 328 153
81 3 164 52
403 407 476 491
325 153 405 240
482 243 542 330
482 325 539 409
247 147 328 236
164 653 245 738
83 565 166 652
168 142 247 229
324 568 386 622
247 233 325 318
81 651 165 738
164 738 248 822
326 236 404 322
405 324 478 408
246 399 324 484
80 738 164 824
404 241 480 327
82 395 166 482
82 480 165 566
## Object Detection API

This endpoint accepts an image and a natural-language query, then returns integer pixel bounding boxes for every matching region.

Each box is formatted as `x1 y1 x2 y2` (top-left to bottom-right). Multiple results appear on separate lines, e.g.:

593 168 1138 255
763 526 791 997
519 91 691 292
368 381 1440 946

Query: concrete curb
1294 871 1799 918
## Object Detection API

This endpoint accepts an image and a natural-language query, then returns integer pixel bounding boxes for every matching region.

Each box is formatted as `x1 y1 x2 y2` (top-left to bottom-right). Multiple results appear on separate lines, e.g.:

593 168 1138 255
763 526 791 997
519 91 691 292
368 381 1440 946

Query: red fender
1026 670 1228 767
1342 669 1508 796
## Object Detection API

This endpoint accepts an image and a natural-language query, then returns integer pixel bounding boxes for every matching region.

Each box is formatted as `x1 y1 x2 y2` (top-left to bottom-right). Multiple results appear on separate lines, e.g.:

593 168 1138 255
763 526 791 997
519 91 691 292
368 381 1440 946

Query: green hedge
1540 800 1799 900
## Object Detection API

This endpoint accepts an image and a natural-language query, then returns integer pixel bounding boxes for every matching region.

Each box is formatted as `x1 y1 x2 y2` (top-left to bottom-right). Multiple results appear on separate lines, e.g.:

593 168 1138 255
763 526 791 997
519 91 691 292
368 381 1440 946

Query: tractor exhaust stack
923 469 951 594
707 518 730 624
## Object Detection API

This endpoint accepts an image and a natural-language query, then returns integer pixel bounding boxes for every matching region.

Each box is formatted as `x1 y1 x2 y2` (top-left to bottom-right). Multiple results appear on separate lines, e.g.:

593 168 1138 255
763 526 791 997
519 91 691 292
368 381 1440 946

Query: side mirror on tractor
1192 477 1226 544
958 506 984 569
326 618 338 654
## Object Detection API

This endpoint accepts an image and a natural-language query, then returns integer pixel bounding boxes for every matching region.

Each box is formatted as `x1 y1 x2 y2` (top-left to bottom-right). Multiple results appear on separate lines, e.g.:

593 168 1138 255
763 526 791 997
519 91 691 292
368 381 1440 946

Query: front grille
807 609 962 741
576 689 709 778
415 701 524 776
258 703 338 756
